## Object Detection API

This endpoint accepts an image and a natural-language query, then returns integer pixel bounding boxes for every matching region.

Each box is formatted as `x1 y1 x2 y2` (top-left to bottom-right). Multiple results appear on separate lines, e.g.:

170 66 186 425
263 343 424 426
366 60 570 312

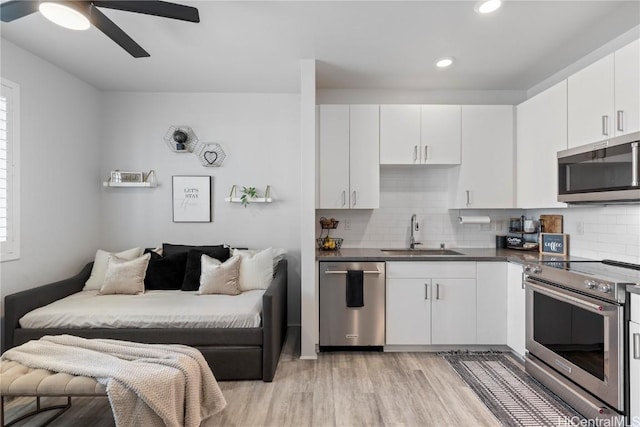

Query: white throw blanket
1 335 227 426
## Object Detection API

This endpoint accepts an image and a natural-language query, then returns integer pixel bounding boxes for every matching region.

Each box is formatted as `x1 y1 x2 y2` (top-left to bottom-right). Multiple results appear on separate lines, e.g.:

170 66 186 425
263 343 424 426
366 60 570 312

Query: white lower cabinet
386 278 431 345
431 278 476 344
506 262 526 358
386 261 477 345
631 294 640 426
476 262 507 345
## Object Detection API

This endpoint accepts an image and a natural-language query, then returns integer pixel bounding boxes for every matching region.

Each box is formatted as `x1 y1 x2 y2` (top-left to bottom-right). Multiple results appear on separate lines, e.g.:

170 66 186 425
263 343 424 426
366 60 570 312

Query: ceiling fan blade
0 0 39 22
89 4 149 58
91 1 199 23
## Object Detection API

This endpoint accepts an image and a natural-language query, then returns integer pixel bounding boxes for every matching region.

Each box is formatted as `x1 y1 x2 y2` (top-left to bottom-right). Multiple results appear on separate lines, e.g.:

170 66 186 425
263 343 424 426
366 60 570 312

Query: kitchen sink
380 249 464 256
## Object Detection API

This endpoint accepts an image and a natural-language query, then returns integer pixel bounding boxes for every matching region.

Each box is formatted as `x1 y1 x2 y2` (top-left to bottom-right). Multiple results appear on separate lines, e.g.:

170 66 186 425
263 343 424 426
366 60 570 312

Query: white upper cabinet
451 105 515 209
568 54 615 147
614 39 640 137
568 39 640 147
516 80 568 209
380 105 422 164
420 105 461 164
349 105 380 209
318 104 379 209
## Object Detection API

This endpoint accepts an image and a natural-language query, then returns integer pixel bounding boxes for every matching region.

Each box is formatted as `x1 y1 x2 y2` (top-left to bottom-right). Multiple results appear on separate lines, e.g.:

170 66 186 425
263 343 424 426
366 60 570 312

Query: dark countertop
316 247 583 264
628 286 640 295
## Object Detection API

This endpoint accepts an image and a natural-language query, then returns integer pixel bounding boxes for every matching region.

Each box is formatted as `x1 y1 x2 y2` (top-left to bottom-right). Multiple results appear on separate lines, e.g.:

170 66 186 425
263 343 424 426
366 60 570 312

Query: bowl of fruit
316 237 343 251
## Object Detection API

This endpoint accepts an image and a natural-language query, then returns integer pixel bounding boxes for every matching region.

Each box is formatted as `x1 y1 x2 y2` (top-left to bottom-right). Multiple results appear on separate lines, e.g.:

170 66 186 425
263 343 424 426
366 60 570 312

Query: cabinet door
630 321 640 426
614 39 640 136
431 278 476 345
476 262 507 345
386 278 431 345
506 263 526 358
349 105 380 209
318 105 349 208
421 105 461 165
568 54 615 147
453 105 514 208
516 80 567 209
380 105 421 165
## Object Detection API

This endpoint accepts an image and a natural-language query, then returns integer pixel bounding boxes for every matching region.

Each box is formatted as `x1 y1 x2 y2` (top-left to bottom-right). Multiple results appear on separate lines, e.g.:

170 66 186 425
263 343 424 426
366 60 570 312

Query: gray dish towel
346 270 364 307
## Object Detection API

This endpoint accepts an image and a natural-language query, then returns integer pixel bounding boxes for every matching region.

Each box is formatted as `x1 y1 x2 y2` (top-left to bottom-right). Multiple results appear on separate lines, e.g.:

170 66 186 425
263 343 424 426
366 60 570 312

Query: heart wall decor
194 142 226 167
204 151 218 165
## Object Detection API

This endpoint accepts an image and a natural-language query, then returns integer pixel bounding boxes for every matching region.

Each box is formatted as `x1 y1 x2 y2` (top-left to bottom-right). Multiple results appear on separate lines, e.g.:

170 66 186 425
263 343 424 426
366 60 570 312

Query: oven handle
526 280 614 314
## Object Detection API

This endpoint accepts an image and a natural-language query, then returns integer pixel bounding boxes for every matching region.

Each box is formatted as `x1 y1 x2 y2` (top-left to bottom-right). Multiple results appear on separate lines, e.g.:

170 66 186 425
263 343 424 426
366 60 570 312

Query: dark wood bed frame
3 259 288 382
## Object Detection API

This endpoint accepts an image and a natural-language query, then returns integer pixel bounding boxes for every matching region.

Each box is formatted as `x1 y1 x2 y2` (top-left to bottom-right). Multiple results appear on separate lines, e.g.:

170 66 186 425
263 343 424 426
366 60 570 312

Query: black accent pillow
144 251 188 290
181 248 231 291
162 243 229 260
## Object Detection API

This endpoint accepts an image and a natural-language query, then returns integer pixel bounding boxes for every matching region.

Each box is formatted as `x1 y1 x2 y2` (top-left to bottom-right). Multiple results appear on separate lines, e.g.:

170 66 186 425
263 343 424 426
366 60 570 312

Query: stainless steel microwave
558 131 640 203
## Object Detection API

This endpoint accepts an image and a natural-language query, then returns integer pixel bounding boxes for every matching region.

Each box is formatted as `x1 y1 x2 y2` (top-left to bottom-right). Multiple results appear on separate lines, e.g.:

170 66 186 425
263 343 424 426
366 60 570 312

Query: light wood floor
3 329 500 426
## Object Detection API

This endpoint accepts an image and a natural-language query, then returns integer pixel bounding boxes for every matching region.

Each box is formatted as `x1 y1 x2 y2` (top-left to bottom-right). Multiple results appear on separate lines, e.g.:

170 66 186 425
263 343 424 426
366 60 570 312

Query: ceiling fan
0 1 200 58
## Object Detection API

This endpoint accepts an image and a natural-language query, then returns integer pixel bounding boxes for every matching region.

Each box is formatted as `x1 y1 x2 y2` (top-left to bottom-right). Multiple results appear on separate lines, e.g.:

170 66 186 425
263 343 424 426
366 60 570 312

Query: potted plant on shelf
240 186 258 207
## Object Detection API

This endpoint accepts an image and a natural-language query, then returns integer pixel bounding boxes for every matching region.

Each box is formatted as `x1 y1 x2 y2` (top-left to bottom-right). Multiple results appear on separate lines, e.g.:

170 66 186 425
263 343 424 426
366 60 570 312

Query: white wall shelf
224 185 272 203
103 170 157 188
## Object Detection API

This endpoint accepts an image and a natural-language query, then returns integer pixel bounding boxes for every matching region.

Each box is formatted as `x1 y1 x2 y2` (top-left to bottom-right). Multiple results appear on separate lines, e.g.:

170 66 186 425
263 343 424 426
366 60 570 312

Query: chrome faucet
410 214 422 249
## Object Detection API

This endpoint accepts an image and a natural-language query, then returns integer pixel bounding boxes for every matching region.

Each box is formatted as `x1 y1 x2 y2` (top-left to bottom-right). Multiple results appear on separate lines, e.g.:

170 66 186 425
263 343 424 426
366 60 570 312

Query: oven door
526 278 624 410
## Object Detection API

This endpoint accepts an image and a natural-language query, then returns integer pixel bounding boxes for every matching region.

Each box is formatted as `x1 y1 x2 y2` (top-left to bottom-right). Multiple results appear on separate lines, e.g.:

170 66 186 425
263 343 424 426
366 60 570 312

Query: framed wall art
172 175 212 222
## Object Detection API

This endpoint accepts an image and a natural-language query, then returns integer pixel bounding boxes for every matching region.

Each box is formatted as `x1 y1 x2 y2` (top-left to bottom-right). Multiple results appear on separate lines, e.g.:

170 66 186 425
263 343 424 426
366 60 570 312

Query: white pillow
231 247 286 271
98 253 150 295
198 255 241 295
84 247 143 290
235 248 275 292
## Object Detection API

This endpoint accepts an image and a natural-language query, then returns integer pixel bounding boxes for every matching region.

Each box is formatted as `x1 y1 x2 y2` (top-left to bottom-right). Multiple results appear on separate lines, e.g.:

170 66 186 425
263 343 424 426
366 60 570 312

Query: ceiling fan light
436 57 454 68
475 0 502 14
39 2 90 31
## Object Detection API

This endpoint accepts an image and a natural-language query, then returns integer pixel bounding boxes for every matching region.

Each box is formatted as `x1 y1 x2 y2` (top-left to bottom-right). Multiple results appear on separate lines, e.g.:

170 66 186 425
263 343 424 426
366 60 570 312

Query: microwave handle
632 142 639 187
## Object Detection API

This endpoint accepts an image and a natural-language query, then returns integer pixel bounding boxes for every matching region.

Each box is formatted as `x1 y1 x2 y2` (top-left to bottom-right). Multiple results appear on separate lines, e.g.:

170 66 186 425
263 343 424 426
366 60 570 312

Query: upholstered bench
0 360 106 426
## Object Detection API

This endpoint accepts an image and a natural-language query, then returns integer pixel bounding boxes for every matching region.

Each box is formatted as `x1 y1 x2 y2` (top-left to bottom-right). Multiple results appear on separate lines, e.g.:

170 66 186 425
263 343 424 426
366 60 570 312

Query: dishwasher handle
324 270 382 275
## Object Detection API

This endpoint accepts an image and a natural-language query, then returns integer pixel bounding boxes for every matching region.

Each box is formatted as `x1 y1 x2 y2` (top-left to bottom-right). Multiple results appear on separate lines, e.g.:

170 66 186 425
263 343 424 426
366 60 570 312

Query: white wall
99 92 302 324
0 39 102 315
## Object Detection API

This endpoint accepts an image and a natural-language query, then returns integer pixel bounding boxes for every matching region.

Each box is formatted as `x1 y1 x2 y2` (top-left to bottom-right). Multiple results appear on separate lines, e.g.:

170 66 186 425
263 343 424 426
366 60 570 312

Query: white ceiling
1 1 639 93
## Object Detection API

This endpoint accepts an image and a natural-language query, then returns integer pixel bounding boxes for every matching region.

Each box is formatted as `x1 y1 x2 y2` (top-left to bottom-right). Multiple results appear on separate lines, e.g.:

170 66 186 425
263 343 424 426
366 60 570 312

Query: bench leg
2 396 72 427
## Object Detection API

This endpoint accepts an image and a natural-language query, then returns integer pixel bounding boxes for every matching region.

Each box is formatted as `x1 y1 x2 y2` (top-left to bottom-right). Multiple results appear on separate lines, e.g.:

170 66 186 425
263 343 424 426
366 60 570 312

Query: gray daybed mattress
3 259 288 382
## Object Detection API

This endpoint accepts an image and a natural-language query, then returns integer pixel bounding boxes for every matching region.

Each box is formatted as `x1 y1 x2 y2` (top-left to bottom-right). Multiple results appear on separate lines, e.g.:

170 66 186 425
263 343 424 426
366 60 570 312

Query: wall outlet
576 221 584 235
344 219 351 231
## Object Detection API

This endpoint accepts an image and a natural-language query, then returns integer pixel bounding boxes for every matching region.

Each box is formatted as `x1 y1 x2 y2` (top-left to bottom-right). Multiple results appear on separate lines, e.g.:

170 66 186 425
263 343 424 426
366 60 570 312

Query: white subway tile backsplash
317 168 640 264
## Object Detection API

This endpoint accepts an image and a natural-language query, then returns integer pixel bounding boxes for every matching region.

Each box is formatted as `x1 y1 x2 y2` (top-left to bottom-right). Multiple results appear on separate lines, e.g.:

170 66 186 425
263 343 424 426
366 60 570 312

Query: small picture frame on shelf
111 170 143 183
539 233 569 256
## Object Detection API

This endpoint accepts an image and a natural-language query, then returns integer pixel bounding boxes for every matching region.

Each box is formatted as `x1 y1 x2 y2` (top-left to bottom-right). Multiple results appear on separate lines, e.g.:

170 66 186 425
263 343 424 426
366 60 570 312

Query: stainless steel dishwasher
319 261 385 348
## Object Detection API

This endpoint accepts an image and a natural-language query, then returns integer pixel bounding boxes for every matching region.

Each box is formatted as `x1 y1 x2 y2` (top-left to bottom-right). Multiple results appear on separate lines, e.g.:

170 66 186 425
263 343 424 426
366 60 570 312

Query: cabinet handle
425 283 429 300
634 333 640 360
352 191 357 207
342 190 346 207
424 145 428 162
521 271 526 289
413 145 418 162
617 110 624 132
436 283 440 300
602 115 609 136
466 190 470 207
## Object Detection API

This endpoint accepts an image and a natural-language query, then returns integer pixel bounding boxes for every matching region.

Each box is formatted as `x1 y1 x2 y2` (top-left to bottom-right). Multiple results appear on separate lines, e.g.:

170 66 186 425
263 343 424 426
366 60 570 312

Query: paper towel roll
458 216 491 224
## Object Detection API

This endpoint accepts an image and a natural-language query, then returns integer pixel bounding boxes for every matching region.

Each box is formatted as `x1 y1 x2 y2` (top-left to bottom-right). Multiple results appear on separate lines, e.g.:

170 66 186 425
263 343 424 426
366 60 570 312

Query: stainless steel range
523 259 640 424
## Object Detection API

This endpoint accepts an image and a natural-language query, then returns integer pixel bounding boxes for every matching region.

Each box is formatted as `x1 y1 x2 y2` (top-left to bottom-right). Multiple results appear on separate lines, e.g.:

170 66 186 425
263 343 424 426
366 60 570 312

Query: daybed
3 257 287 382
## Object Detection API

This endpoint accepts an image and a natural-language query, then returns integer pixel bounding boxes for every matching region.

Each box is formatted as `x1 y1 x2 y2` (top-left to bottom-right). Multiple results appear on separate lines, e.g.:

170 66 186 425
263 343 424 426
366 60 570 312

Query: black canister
495 235 507 249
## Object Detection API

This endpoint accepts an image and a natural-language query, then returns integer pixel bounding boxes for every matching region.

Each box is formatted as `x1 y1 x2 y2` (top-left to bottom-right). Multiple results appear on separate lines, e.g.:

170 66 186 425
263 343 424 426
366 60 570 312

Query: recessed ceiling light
436 57 454 68
39 2 90 31
475 0 502 14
